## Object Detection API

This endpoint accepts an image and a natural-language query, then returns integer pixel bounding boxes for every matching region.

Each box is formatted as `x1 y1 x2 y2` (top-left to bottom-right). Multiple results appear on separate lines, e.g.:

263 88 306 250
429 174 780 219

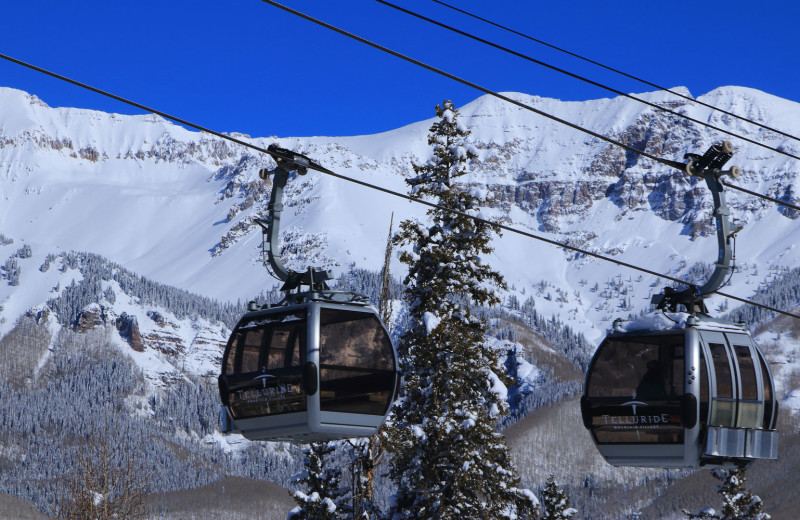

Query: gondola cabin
219 301 399 442
581 316 777 468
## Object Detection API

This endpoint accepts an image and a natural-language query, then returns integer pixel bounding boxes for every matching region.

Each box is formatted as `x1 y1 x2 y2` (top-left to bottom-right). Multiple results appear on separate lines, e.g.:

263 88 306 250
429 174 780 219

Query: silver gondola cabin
219 146 399 442
581 142 778 468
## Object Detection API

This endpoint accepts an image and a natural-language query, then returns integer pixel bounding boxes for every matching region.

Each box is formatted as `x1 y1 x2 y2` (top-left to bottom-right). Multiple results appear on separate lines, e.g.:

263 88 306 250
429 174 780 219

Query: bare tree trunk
379 213 394 328
54 419 150 519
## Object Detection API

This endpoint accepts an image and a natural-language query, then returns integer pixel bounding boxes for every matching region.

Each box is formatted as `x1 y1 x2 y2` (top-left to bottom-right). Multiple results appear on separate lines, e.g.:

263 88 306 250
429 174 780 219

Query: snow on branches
386 100 537 520
683 468 770 520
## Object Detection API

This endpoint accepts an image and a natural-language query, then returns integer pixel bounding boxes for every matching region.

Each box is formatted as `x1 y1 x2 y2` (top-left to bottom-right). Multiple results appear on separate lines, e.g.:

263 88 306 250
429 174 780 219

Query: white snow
484 368 509 402
1 83 800 403
613 312 689 333
423 311 441 334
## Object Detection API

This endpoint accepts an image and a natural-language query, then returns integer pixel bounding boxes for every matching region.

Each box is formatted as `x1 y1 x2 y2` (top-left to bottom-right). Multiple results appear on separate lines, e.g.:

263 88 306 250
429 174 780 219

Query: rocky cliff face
2 84 800 345
474 102 785 240
68 300 228 385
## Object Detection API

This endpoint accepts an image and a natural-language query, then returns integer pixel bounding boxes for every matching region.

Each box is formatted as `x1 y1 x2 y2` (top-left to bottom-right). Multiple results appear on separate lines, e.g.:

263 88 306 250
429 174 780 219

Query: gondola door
582 331 695 467
698 330 778 461
305 303 399 438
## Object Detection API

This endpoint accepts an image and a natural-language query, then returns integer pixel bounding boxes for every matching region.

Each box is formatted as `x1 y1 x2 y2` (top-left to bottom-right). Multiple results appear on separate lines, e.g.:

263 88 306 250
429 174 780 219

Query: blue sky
2 0 799 138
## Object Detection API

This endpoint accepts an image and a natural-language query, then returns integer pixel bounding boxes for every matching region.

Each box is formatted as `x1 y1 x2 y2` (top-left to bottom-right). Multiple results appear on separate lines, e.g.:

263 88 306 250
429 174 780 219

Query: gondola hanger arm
653 142 742 314
257 144 333 290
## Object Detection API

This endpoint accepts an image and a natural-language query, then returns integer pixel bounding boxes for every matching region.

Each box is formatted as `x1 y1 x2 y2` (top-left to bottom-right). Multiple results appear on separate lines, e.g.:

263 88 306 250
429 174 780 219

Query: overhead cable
0 52 333 175
432 0 800 146
722 181 800 212
0 50 797 320
257 0 800 213
256 0 684 171
378 0 800 164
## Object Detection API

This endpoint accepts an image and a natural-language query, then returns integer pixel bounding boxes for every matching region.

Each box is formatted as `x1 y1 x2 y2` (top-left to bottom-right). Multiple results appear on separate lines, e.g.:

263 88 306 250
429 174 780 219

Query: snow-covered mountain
2 85 799 340
3 82 800 415
3 84 800 518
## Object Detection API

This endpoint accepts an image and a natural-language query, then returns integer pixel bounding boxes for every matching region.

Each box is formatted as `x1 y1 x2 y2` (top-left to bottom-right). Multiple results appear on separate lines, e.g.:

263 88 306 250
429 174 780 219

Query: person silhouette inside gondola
636 360 669 400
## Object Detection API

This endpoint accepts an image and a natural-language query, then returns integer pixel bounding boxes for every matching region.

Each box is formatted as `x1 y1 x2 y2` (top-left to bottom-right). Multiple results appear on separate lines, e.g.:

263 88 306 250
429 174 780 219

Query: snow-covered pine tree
540 475 577 520
385 100 539 520
288 442 348 520
683 468 770 520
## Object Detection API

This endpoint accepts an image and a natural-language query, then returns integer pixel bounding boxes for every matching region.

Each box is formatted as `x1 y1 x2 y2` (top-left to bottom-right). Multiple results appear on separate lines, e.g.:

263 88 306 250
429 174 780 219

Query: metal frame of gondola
582 142 779 468
219 145 399 442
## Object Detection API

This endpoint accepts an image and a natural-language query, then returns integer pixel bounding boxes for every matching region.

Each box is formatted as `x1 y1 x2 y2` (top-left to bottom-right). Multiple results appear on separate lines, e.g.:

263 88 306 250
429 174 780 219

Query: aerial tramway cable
0 51 797 320
376 0 800 166
431 0 800 146
255 1 800 214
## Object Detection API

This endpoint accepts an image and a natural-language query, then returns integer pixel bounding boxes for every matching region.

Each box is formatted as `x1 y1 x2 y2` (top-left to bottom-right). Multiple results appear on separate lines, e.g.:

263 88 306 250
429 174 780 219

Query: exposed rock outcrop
116 312 143 352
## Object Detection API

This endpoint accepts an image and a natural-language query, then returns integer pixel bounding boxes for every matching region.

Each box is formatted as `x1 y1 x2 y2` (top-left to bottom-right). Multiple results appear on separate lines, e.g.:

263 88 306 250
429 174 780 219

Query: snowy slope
3 83 800 520
2 84 800 355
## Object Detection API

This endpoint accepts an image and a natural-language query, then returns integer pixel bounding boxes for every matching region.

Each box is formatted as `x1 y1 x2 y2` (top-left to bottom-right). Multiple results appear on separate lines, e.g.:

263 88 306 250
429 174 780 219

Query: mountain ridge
2 83 800 518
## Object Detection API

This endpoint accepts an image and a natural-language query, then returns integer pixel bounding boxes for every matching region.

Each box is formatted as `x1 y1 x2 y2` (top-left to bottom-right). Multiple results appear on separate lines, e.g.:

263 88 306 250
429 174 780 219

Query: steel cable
260 0 800 213
432 0 800 146
0 50 797 320
378 0 800 165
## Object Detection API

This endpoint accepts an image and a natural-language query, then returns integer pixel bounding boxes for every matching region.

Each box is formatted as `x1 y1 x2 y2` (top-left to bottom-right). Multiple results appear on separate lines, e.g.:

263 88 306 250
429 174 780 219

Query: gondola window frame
729 334 764 429
702 332 738 428
220 309 309 420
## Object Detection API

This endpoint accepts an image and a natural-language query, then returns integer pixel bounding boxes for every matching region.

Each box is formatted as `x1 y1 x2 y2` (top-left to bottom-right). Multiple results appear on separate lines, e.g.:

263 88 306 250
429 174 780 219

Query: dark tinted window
734 344 758 400
223 335 239 375
265 326 303 370
709 343 733 399
240 329 263 374
699 348 710 425
222 311 307 419
223 312 305 376
586 333 685 445
319 308 396 415
319 309 394 371
758 350 775 430
707 341 737 427
587 334 684 399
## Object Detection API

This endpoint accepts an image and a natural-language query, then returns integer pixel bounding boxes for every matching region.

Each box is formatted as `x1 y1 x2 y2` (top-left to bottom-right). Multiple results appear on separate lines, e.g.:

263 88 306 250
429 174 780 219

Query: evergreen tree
540 475 577 520
683 468 770 520
288 442 348 520
385 100 538 520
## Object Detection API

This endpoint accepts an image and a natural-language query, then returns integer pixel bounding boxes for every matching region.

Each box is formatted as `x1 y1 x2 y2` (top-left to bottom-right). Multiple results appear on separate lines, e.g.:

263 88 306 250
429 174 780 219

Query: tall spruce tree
385 100 538 520
683 468 770 520
348 438 382 519
540 475 577 520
